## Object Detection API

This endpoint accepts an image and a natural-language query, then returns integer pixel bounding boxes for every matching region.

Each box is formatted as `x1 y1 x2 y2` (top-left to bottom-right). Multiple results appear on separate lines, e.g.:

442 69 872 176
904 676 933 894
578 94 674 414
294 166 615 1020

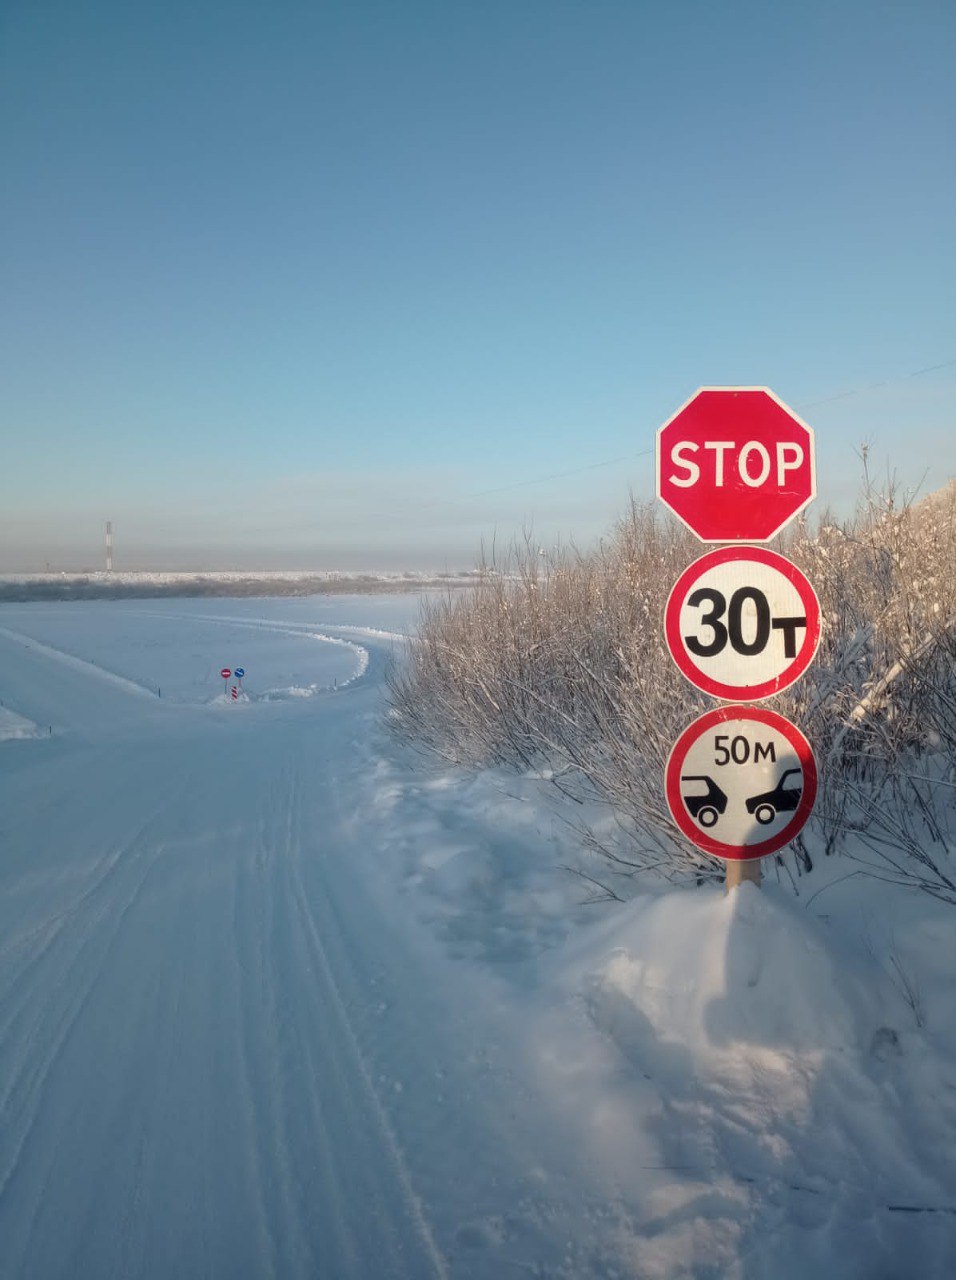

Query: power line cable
449 355 955 505
265 354 956 532
798 357 956 410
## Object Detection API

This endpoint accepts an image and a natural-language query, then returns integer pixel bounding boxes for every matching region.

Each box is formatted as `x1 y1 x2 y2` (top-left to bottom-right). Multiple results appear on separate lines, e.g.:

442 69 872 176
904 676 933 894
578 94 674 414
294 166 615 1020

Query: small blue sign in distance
234 668 245 678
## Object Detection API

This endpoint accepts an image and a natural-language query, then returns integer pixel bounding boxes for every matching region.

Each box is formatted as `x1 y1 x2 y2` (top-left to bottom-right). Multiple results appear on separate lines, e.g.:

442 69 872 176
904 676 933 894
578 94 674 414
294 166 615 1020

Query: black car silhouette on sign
680 776 729 828
745 767 803 825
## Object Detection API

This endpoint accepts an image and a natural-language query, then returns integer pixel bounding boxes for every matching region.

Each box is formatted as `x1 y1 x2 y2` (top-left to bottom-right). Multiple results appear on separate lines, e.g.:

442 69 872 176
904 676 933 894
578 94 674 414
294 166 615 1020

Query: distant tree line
0 573 476 604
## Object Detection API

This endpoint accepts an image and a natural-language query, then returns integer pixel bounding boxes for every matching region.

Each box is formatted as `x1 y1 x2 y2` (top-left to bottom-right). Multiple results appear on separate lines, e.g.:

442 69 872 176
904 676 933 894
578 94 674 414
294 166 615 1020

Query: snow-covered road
2 596 955 1279
0 600 612 1279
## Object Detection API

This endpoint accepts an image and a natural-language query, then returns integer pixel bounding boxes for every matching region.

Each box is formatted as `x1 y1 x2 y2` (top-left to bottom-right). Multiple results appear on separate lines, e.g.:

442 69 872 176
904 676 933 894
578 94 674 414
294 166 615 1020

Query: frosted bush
390 481 956 900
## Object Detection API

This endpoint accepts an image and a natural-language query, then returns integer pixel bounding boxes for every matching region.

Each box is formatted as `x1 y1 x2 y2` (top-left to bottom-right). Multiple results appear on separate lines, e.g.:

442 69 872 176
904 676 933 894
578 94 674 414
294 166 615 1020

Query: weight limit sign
665 546 821 702
665 706 818 861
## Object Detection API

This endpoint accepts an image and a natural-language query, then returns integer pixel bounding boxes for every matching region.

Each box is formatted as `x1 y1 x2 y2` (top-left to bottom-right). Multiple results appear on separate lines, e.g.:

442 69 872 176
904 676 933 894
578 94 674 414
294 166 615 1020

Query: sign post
726 860 763 890
220 667 231 699
656 387 819 891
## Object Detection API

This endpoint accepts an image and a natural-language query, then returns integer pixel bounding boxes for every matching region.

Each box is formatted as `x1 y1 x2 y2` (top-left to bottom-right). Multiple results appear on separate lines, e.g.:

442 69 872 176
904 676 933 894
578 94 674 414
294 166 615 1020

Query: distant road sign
656 387 816 542
665 706 817 860
220 668 231 679
665 546 820 701
234 668 245 679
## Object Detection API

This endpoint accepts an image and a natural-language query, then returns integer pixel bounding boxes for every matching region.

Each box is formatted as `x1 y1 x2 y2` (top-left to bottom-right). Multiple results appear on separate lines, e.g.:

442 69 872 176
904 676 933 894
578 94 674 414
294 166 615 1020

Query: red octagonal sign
657 387 816 542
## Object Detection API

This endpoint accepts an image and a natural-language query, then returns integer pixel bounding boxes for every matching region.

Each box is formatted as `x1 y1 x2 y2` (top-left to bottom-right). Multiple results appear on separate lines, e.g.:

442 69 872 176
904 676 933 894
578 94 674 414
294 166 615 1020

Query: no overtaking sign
665 706 818 861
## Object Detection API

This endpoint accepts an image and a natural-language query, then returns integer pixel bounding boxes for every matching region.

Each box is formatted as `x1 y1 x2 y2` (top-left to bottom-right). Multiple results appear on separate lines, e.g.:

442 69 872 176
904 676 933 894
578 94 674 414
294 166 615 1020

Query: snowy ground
0 595 953 1278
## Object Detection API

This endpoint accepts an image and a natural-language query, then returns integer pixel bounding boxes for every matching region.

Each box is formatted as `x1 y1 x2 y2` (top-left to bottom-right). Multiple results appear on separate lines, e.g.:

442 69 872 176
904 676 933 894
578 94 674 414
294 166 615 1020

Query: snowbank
0 705 41 740
537 883 956 1278
364 739 956 1275
586 883 885 1058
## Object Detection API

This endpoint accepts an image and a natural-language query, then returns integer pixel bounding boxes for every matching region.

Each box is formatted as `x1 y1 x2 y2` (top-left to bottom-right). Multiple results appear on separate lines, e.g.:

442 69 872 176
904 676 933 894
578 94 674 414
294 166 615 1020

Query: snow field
0 594 954 1278
0 603 371 705
0 705 42 741
376 748 956 1278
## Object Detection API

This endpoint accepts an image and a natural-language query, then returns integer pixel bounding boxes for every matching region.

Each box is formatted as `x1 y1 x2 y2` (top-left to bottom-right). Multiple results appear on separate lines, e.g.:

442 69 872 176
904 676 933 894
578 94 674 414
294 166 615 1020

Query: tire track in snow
0 624 155 700
223 753 449 1278
112 960 167 1280
0 769 194 1280
228 812 286 1279
0 785 189 990
232 759 422 1278
278 763 450 1280
0 818 176 1224
131 610 373 694
267 765 363 1277
233 772 322 1277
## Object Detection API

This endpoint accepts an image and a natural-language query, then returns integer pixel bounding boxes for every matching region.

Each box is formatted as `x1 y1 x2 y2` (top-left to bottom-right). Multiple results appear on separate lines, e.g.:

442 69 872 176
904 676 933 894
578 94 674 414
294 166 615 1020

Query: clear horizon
3 457 955 577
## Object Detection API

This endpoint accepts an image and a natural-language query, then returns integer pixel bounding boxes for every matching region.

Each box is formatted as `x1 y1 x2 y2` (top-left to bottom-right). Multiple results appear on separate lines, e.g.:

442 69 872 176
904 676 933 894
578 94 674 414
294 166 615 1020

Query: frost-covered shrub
788 480 956 901
389 482 956 899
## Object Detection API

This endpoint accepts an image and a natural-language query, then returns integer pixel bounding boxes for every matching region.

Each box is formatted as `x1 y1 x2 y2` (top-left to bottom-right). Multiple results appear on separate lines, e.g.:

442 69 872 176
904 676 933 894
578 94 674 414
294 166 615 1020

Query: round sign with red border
665 546 820 702
665 706 817 860
220 668 231 679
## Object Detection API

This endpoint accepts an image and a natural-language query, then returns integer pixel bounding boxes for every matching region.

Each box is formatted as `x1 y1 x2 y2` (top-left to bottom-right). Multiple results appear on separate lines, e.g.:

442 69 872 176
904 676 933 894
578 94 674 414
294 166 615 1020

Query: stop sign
657 387 816 542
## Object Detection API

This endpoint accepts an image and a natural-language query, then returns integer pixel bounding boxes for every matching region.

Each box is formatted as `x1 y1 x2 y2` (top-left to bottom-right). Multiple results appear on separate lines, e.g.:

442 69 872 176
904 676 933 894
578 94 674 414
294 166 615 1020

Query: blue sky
1 0 953 570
